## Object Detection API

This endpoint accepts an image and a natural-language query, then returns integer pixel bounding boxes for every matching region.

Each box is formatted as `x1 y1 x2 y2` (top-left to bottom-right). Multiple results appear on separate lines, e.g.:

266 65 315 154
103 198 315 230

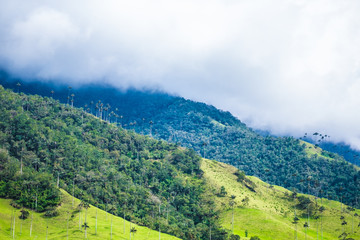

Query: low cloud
1 0 360 148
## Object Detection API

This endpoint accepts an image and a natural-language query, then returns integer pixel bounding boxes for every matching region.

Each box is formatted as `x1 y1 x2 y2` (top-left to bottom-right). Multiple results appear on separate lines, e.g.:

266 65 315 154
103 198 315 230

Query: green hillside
0 189 179 240
201 158 360 240
0 85 227 239
1 158 359 240
1 78 358 208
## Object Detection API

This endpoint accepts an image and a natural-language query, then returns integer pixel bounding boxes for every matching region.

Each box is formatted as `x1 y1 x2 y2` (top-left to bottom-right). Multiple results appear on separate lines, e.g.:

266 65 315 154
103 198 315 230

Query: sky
1 0 360 149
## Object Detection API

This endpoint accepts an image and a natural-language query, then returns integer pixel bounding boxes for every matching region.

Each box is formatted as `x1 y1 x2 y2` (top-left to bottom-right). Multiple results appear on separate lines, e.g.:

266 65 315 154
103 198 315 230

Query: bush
229 234 241 240
44 209 59 217
250 236 261 240
10 200 21 209
19 209 30 219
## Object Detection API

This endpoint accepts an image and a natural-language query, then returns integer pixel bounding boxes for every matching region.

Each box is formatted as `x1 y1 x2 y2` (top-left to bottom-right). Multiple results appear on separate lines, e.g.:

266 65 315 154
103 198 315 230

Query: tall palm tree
66 211 70 240
292 213 299 240
230 195 236 234
78 201 84 230
82 222 90 239
71 94 75 107
158 203 162 240
16 82 21 93
130 227 137 240
83 201 90 227
108 205 116 240
12 209 16 239
30 210 33 237
67 86 72 105
303 222 309 240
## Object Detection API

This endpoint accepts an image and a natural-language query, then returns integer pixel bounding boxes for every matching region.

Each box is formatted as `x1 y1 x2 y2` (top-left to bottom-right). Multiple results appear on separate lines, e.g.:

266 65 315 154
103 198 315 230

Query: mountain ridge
0 76 359 209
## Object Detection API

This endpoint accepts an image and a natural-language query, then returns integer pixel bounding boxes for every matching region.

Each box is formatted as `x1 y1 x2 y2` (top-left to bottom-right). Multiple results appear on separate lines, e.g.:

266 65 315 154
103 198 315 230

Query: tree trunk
130 222 132 240
110 214 113 240
30 212 33 237
232 207 234 234
12 211 15 240
95 208 98 235
79 210 82 230
159 204 161 240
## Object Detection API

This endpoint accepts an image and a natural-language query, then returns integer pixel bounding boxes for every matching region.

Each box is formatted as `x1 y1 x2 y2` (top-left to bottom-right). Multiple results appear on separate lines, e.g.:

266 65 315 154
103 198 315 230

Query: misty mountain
1 74 359 208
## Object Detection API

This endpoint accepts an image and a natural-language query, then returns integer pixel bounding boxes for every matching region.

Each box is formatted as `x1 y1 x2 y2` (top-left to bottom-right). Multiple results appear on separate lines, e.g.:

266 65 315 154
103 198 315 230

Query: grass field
1 158 359 240
0 189 179 240
201 158 360 240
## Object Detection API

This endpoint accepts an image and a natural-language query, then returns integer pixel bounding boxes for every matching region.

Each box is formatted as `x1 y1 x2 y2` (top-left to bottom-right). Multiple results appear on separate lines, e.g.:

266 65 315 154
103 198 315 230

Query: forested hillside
202 158 360 240
0 85 227 239
1 77 359 209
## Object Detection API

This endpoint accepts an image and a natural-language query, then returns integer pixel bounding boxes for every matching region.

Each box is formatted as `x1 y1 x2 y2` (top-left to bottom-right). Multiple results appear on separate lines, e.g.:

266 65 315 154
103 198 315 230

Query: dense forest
1 76 359 208
0 85 228 240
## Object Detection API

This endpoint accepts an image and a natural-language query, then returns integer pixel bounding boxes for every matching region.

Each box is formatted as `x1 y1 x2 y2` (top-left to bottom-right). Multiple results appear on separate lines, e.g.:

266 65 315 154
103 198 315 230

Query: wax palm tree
82 222 90 239
292 214 299 240
303 222 309 240
16 82 21 93
67 86 72 105
83 201 90 227
130 227 137 240
108 205 116 240
230 195 236 234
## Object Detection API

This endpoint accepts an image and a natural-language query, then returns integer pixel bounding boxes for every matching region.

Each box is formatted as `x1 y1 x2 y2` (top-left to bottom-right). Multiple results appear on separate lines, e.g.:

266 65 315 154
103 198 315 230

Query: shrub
44 209 59 217
19 209 30 219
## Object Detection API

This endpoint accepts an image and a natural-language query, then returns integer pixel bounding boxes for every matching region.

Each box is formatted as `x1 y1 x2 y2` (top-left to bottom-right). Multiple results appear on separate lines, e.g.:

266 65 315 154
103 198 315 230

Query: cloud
1 0 360 148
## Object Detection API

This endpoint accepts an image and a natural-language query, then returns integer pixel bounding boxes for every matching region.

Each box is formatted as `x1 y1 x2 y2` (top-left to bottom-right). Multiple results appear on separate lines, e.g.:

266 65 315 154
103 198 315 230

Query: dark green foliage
234 170 245 182
217 186 227 197
229 234 241 240
250 236 261 240
1 79 359 207
19 209 29 219
0 85 225 239
44 209 59 217
0 149 60 212
338 232 355 240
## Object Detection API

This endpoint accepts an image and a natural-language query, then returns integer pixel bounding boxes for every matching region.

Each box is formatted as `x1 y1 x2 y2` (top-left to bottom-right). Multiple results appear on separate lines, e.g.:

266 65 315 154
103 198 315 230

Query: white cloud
1 0 360 148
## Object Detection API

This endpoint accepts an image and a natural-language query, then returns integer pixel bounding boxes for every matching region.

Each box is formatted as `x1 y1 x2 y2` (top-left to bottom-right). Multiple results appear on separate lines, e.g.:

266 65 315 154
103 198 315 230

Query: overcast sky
1 0 360 149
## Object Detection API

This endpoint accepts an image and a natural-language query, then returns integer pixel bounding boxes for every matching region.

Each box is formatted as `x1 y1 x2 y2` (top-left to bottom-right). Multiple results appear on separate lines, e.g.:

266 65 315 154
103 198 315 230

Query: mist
1 0 360 148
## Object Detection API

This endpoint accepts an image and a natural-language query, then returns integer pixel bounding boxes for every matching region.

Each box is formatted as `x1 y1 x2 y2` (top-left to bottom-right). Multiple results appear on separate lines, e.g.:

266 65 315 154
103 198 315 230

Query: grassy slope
201 158 360 240
302 140 360 170
0 189 179 240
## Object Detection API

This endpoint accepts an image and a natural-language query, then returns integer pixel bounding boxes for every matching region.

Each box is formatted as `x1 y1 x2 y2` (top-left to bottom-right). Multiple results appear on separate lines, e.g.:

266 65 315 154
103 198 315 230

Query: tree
78 201 84 230
82 200 90 235
130 227 137 240
82 222 90 239
108 205 116 240
229 234 241 240
230 195 236 234
16 82 21 93
303 222 309 240
250 236 261 240
218 186 227 197
66 211 70 240
19 209 29 220
292 214 299 240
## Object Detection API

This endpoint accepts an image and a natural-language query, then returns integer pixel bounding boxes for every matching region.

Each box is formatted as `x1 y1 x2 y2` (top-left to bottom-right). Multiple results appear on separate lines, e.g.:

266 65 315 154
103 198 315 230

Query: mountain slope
0 189 180 240
201 158 360 240
1 77 359 208
0 85 226 239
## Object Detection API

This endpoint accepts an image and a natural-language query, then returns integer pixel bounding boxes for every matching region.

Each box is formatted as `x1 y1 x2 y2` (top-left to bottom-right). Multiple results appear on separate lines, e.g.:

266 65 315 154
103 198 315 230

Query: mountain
0 75 359 209
0 189 180 240
202 158 360 240
0 85 227 239
1 159 359 240
0 84 359 240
